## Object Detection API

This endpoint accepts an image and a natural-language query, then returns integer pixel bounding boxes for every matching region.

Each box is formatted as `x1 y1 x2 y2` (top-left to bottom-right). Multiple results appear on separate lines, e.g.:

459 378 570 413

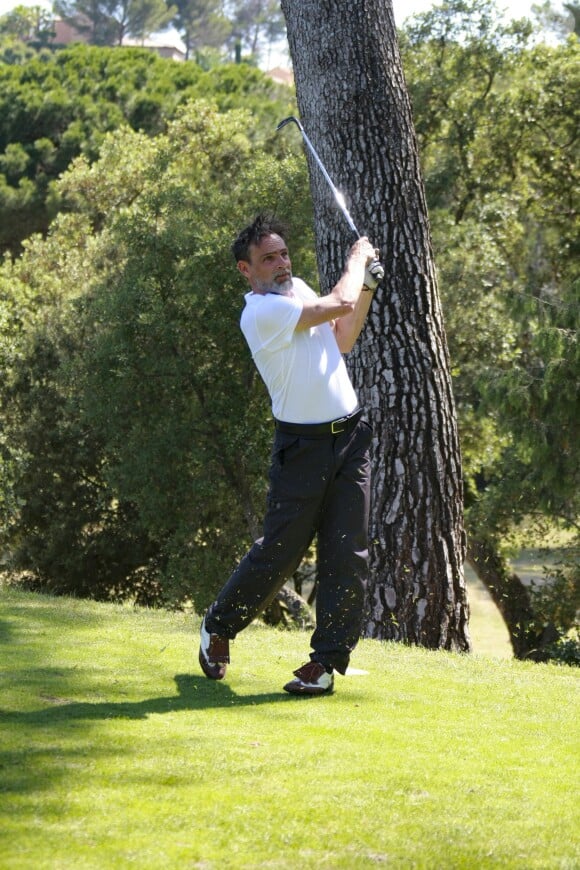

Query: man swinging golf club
198 210 383 695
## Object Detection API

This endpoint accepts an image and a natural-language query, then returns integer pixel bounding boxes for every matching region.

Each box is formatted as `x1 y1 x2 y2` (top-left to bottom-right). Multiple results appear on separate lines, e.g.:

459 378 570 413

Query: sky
0 0 545 56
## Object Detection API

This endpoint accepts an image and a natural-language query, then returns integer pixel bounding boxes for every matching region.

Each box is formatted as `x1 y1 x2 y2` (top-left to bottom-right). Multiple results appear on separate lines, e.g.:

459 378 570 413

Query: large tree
280 0 470 650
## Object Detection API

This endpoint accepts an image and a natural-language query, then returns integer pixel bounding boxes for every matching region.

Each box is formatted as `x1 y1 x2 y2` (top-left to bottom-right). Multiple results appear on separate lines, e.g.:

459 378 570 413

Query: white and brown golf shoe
283 661 334 695
199 617 230 681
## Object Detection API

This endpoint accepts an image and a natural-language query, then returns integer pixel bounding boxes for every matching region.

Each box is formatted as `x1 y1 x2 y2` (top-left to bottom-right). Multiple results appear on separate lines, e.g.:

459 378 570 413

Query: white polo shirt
240 277 359 424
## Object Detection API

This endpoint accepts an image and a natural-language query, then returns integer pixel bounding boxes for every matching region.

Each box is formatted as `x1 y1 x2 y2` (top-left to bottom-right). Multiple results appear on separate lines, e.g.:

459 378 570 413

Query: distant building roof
48 19 186 60
122 37 186 61
51 17 91 45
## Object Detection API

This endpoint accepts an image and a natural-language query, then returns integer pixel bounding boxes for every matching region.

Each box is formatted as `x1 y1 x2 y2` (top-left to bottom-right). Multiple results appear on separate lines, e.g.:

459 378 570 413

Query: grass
465 566 512 658
1 589 579 869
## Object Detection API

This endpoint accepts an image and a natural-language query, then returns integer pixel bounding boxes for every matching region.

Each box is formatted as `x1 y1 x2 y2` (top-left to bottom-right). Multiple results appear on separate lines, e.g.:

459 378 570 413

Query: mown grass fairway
1 589 578 869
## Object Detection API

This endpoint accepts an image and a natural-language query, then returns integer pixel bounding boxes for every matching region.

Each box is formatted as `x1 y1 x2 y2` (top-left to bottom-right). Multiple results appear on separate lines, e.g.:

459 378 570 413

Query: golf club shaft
277 116 360 237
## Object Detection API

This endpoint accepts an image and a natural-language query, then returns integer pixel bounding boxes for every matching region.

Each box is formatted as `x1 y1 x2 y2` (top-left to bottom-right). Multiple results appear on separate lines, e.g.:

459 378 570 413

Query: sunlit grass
465 565 512 658
1 589 578 869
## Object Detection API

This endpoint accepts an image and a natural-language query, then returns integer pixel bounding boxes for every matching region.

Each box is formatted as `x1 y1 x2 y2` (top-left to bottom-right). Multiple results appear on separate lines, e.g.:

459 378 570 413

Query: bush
0 101 313 612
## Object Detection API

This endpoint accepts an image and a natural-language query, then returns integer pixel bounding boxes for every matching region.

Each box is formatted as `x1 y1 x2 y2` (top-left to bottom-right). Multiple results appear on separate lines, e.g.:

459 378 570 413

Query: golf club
276 116 361 238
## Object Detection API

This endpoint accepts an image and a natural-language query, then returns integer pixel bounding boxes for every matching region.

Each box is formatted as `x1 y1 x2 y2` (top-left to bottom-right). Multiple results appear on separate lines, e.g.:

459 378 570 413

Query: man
199 214 382 695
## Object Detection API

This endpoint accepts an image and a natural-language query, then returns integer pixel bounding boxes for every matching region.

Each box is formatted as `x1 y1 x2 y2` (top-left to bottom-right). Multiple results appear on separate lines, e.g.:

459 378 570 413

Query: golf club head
276 116 303 132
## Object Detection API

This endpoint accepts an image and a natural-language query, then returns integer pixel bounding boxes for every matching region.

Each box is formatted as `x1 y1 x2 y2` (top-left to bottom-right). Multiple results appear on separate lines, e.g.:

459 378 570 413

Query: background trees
54 0 176 46
170 0 231 60
0 44 292 256
0 0 577 659
0 98 312 610
401 0 579 658
0 4 56 45
0 0 289 61
228 0 286 60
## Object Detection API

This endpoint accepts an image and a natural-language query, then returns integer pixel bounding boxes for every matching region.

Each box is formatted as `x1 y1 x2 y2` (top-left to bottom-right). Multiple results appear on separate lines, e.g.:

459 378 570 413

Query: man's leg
204 430 334 639
310 421 372 675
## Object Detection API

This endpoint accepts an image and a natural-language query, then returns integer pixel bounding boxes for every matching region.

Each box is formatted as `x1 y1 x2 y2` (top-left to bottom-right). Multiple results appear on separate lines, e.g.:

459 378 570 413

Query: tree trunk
467 537 559 660
281 0 470 650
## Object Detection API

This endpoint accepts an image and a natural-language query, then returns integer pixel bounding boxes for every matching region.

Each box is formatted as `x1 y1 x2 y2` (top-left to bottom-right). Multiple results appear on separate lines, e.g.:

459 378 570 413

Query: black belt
274 408 363 437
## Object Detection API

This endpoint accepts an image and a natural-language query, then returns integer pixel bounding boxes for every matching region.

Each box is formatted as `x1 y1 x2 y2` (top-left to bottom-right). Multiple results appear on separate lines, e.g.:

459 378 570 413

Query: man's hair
231 213 289 263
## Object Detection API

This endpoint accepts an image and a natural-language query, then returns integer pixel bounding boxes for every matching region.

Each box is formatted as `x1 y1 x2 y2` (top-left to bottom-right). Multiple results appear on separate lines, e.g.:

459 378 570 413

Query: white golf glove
363 257 384 291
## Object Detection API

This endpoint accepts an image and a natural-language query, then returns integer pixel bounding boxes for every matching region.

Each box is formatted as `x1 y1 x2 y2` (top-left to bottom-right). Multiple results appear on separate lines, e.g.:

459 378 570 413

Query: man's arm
295 237 376 346
332 284 374 353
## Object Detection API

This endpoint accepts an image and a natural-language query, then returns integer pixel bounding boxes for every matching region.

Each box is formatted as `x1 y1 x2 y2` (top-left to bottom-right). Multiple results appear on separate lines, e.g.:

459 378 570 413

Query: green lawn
465 566 512 658
1 588 578 869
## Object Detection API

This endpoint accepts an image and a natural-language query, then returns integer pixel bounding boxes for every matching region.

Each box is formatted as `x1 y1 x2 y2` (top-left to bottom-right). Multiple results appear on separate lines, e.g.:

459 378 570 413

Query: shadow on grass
0 676 314 801
0 673 304 727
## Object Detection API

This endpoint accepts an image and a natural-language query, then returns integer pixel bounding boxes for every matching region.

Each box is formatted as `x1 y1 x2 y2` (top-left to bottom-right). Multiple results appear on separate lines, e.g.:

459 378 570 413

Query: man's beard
255 273 293 295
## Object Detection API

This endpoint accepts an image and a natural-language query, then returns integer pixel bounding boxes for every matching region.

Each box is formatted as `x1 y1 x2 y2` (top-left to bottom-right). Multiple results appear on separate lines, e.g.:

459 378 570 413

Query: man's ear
237 260 250 280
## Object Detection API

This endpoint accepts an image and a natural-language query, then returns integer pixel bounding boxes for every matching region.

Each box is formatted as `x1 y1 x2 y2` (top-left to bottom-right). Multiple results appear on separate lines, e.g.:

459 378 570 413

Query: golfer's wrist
348 251 368 267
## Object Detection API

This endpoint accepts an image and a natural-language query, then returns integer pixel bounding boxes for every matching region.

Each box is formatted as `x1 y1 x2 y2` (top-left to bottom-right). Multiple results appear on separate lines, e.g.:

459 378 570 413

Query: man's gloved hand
363 257 384 291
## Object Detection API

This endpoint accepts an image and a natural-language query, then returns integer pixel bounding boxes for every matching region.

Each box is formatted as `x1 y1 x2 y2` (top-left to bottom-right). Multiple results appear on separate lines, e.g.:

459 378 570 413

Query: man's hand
348 238 384 291
348 237 376 265
363 257 384 291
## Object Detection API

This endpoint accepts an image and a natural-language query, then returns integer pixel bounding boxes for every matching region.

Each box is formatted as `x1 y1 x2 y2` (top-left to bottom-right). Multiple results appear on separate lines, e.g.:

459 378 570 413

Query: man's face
237 233 293 295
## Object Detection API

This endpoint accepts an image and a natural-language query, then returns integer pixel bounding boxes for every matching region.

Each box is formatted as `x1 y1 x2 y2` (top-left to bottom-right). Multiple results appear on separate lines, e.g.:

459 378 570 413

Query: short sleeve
241 293 303 356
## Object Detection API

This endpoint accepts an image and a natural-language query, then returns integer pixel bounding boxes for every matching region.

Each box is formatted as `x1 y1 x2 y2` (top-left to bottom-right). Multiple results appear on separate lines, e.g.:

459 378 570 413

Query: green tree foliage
565 1 580 33
53 0 176 45
1 2 577 652
228 0 286 60
53 0 119 45
532 0 580 39
114 0 177 45
0 4 56 45
0 246 155 599
171 0 232 60
401 0 579 656
402 0 534 222
0 44 293 256
0 102 311 609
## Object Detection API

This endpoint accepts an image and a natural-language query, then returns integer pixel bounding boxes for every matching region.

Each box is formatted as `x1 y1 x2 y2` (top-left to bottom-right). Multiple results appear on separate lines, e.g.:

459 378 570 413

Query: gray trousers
205 418 372 674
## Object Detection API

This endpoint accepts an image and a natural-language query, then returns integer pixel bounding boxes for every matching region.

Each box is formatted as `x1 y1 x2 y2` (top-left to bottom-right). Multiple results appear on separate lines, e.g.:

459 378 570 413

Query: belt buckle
331 416 347 435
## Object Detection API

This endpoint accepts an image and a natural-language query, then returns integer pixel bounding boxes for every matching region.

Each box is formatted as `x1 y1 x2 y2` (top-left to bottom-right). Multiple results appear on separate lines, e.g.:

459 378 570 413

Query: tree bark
281 0 470 650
